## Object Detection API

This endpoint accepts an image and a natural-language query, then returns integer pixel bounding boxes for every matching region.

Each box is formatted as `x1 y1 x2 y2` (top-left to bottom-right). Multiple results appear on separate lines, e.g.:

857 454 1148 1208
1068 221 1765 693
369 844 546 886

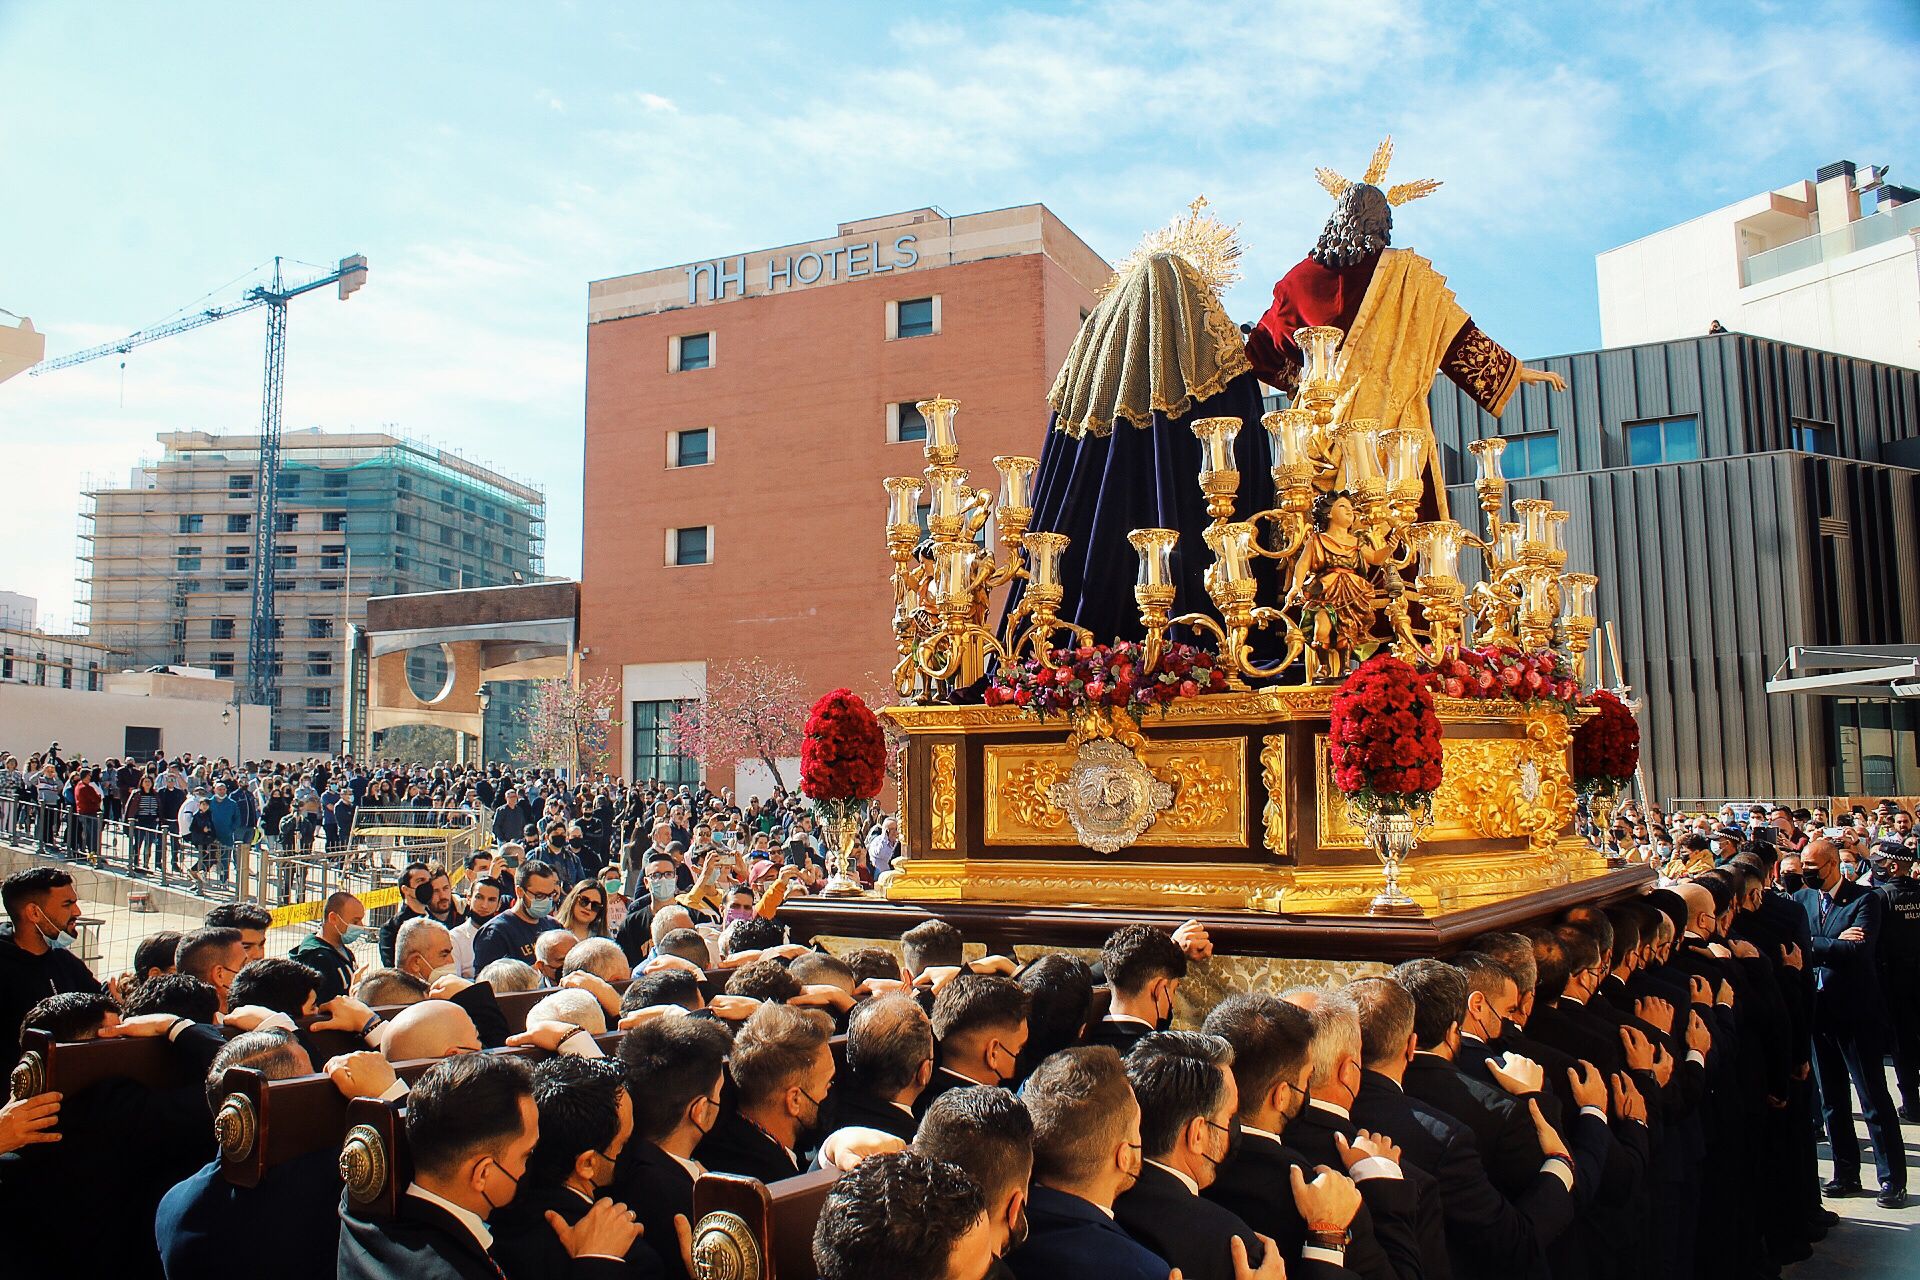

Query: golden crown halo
1314 136 1442 208
1102 196 1243 298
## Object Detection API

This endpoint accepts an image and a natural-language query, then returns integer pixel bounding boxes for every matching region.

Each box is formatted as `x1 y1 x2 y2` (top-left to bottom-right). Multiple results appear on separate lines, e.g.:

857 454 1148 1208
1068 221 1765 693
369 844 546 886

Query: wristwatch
1305 1225 1352 1249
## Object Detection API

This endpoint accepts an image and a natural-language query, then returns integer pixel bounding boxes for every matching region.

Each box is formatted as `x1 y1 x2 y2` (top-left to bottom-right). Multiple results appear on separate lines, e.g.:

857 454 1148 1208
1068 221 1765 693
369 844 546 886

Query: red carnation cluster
800 689 887 802
1329 653 1444 810
983 641 1229 719
1573 689 1641 789
1425 647 1579 710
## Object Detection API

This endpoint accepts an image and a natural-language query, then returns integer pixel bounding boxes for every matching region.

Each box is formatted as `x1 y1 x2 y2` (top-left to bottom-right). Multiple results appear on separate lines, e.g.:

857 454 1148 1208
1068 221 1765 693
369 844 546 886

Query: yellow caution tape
266 863 469 930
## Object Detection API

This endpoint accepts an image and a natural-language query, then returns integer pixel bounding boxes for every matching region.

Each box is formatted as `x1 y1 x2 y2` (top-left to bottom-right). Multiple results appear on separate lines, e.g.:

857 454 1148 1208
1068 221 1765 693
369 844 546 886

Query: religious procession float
786 141 1648 976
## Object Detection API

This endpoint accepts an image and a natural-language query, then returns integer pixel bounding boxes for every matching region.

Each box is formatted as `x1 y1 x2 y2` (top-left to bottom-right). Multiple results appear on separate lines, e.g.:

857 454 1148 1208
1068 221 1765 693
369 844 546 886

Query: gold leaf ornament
1103 196 1244 298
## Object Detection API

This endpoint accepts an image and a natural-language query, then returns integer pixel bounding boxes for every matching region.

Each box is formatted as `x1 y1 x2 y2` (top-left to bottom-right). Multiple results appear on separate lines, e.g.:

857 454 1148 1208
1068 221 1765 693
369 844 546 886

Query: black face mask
1779 871 1804 894
1001 1205 1030 1257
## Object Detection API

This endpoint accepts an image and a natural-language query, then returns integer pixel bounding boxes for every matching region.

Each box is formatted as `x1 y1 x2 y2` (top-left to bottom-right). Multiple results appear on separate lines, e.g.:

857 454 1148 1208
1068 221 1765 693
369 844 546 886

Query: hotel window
889 401 929 444
2 648 11 680
308 651 333 677
178 514 203 533
210 617 236 640
668 526 712 566
222 580 249 592
325 470 348 491
1504 431 1561 479
176 546 202 572
321 544 346 569
319 579 344 591
1626 415 1701 466
670 427 713 468
674 332 713 372
274 544 297 570
85 661 99 692
229 473 252 495
891 296 939 339
306 687 332 709
34 654 46 686
631 699 700 785
227 514 251 534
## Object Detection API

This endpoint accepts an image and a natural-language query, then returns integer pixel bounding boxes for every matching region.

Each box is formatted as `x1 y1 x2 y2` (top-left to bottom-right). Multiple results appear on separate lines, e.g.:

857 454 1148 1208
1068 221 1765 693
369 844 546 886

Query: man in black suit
1346 975 1577 1280
914 1085 1040 1278
339 1053 640 1280
825 993 932 1142
616 1015 731 1280
1113 1031 1289 1280
921 975 1030 1116
695 1003 835 1182
1087 923 1189 1056
1007 1046 1178 1280
814 1150 999 1280
1201 993 1384 1280
492 1055 663 1278
1796 835 1909 1207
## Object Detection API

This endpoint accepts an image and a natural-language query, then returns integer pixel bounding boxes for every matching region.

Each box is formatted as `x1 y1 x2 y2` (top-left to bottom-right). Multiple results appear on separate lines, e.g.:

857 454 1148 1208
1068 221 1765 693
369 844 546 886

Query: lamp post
476 685 491 767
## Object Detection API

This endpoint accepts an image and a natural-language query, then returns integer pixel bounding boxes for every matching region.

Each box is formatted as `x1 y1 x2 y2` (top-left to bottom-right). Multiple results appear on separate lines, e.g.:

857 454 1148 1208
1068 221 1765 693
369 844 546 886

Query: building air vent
1818 516 1851 539
1815 160 1857 183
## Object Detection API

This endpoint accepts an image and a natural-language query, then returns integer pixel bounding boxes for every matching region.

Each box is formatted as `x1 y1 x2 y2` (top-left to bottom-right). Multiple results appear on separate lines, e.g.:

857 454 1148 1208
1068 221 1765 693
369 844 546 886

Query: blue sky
3 0 1916 632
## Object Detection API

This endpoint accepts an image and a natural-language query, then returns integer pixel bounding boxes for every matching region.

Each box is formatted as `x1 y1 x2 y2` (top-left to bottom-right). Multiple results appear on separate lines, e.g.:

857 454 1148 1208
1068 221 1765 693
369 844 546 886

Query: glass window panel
896 297 935 338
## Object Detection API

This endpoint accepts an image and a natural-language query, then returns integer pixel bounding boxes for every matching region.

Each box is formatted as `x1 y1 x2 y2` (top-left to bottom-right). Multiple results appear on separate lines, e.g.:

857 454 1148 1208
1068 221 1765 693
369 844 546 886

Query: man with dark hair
1114 1030 1284 1280
228 957 323 1021
722 916 784 958
902 919 966 979
203 901 272 963
378 861 436 967
124 973 221 1026
723 957 800 1003
1012 1045 1167 1280
696 1003 835 1182
914 1085 1035 1273
654 928 710 971
0 866 102 1069
814 1150 994 1280
1014 954 1095 1079
133 930 184 982
924 975 1030 1113
830 993 934 1141
472 860 564 971
290 892 367 1003
176 926 247 1013
20 990 120 1042
492 1055 658 1279
621 970 704 1015
340 1051 638 1278
1092 925 1188 1055
616 1016 730 1280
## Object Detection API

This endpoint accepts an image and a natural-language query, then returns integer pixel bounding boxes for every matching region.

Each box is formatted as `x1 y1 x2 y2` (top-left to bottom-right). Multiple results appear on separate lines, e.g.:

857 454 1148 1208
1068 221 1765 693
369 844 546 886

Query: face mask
1841 862 1860 880
725 908 754 923
340 924 372 945
527 895 555 920
428 962 459 984
39 915 73 951
1780 871 1804 894
648 877 677 903
1002 1203 1030 1257
479 1158 520 1214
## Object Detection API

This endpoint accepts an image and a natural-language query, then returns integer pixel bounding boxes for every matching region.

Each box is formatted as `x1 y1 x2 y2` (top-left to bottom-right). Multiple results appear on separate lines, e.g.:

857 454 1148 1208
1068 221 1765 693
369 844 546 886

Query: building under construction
79 428 545 753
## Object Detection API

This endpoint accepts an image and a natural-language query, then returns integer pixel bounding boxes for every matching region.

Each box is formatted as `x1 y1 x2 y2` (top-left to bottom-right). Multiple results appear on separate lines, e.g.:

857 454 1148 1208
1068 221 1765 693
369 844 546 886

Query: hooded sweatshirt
0 919 104 1072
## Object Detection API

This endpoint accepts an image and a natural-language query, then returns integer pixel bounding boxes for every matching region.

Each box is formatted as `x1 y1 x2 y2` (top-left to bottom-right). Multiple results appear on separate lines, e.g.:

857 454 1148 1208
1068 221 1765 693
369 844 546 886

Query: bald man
534 929 577 984
1796 837 1908 1206
381 1000 483 1063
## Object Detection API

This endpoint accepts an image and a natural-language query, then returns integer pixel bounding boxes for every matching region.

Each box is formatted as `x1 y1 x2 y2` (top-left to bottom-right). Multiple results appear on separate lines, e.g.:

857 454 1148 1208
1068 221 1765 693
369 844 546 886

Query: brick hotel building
580 206 1110 785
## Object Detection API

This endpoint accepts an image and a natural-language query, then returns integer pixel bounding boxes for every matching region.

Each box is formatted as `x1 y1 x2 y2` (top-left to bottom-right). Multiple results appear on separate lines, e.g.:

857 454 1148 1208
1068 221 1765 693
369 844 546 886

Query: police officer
1873 850 1920 1122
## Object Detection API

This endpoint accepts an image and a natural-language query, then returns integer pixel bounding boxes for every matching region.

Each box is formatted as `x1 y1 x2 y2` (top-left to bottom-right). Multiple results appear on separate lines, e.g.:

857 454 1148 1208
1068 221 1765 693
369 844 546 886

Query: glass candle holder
1544 509 1570 557
1496 520 1527 566
1560 572 1597 622
1411 520 1464 583
992 455 1039 515
925 465 972 538
1296 326 1344 390
1524 570 1555 618
1381 429 1427 499
1205 521 1258 587
884 476 923 531
1467 436 1508 485
932 543 975 609
1512 498 1553 550
1192 417 1242 480
1129 528 1178 588
917 397 961 464
1262 407 1317 469
1022 532 1069 591
1336 419 1385 493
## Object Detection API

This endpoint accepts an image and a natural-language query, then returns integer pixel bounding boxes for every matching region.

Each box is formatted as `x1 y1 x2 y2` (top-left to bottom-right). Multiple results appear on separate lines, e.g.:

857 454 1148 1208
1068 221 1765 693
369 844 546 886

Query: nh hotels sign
685 234 921 306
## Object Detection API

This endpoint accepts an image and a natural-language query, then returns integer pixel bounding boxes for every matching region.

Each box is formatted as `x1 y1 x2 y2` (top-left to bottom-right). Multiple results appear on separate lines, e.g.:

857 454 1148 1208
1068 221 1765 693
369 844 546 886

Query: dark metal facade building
1428 333 1920 802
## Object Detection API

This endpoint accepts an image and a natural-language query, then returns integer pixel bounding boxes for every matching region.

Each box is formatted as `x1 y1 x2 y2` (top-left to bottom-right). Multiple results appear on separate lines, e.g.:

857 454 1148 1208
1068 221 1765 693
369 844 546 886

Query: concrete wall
0 682 271 762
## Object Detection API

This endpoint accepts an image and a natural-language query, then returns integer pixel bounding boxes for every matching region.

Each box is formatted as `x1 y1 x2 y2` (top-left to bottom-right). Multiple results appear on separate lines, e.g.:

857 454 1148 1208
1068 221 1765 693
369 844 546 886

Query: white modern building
1597 160 1920 370
0 668 271 763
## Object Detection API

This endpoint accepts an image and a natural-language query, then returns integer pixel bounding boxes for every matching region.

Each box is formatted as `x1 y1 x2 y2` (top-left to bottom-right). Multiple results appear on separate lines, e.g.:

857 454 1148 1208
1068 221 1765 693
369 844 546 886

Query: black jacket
1283 1102 1428 1280
155 1150 340 1280
338 1189 499 1280
0 920 103 1071
693 1107 803 1185
611 1141 696 1280
824 1086 921 1142
490 1179 660 1280
1083 1017 1154 1058
1401 1054 1542 1200
1009 1184 1172 1280
1203 1127 1360 1280
1114 1160 1267 1280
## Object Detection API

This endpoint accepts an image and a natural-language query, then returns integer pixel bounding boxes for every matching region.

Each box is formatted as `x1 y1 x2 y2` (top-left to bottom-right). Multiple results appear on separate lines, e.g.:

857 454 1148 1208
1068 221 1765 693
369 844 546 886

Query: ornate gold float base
882 690 1598 917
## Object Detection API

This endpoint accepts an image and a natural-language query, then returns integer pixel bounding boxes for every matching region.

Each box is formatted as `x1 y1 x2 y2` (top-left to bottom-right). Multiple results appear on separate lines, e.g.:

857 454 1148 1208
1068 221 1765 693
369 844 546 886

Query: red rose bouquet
1423 647 1580 712
983 640 1229 720
1329 653 1445 817
1572 689 1640 795
800 689 887 803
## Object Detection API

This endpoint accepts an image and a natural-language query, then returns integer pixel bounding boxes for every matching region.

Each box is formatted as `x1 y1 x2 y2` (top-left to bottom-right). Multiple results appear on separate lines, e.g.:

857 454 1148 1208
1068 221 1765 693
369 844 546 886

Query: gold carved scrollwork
1004 759 1070 832
1430 739 1530 839
691 1209 764 1280
1047 738 1177 854
1160 754 1235 833
985 736 1247 847
214 1093 257 1161
9 1050 44 1101
1260 734 1287 857
930 744 957 851
1519 708 1575 856
340 1123 390 1207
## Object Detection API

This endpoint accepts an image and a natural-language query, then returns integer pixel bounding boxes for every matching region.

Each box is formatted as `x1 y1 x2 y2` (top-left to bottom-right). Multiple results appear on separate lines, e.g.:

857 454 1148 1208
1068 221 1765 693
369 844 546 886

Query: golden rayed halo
1103 196 1243 298
1314 135 1442 208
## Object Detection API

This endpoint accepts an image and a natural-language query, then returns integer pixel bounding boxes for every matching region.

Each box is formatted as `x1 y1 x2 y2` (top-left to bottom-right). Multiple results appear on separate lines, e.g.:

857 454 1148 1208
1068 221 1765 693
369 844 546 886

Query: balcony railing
1742 200 1920 287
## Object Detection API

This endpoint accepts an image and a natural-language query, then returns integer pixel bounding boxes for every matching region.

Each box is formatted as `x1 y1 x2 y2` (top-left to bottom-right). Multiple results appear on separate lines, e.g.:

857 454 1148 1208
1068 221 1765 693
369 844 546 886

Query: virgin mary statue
999 200 1277 650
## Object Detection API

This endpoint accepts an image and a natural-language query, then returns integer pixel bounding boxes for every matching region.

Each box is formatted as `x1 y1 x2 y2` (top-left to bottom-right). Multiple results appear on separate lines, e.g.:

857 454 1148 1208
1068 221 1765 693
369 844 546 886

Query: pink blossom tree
517 672 622 778
669 658 810 787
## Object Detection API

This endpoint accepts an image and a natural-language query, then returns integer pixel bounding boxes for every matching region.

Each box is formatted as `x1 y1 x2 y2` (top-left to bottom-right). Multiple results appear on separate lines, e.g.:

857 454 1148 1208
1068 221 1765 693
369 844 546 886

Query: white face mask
428 962 459 984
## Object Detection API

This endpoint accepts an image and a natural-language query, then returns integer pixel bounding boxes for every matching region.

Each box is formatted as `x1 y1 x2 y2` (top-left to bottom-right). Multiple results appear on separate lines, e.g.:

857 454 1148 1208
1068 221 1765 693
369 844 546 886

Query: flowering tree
517 672 621 777
669 658 810 787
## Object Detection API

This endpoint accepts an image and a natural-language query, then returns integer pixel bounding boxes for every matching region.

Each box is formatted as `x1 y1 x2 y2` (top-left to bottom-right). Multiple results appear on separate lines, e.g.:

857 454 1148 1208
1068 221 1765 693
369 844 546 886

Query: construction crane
32 254 370 710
